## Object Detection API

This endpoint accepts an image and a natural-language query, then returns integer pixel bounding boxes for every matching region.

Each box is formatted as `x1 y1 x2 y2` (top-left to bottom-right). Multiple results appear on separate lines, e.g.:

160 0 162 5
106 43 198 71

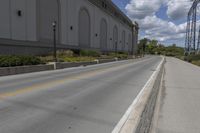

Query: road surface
0 56 162 133
156 57 200 133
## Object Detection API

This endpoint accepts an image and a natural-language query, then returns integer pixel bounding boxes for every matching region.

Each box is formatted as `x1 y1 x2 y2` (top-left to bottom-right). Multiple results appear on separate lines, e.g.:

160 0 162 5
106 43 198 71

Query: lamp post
52 21 57 62
115 41 118 57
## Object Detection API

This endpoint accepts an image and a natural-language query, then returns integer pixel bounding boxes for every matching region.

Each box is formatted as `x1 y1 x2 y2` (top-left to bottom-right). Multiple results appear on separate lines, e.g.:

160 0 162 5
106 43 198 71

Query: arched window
100 19 107 51
79 8 90 48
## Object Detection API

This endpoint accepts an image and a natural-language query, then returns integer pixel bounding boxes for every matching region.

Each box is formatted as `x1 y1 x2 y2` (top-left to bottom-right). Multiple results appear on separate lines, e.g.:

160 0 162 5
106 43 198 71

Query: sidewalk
155 57 200 133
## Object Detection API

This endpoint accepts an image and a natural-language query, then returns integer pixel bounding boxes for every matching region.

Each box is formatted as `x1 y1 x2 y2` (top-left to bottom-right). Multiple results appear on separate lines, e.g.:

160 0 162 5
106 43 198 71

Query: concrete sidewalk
155 57 200 133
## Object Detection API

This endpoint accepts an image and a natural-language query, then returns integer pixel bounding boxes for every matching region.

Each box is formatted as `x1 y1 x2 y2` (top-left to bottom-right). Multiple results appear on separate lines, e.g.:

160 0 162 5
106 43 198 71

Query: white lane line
112 57 164 133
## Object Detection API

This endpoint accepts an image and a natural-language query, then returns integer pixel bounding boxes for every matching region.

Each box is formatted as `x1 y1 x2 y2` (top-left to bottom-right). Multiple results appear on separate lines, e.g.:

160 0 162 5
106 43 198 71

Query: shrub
107 52 128 59
165 52 176 57
108 52 117 57
57 50 74 57
80 50 100 57
117 54 128 59
192 60 200 66
184 54 200 62
0 55 43 67
62 56 95 62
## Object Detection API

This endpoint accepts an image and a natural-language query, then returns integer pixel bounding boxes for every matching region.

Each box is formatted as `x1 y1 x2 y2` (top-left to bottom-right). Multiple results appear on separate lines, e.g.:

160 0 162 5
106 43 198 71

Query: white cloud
125 0 164 19
166 0 192 20
125 0 193 45
139 15 187 42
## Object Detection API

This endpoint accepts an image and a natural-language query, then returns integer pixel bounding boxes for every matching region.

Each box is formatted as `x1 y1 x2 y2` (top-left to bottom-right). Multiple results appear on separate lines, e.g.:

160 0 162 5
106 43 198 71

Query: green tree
138 38 184 57
146 40 158 54
138 38 148 55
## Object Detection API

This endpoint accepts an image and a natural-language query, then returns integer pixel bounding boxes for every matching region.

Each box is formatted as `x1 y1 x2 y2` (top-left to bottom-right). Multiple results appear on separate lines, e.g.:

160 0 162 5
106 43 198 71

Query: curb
149 58 166 133
112 56 165 133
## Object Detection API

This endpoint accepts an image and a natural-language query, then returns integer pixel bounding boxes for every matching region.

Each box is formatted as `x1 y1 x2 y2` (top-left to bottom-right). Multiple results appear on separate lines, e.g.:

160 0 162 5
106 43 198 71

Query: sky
112 0 194 46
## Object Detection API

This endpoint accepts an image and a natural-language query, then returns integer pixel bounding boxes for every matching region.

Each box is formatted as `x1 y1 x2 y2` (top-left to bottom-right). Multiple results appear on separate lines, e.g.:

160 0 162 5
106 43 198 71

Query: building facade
0 0 139 55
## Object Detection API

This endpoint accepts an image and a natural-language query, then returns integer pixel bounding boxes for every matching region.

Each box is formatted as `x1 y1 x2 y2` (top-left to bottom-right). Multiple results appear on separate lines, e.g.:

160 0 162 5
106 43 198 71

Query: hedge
0 55 43 67
80 50 100 57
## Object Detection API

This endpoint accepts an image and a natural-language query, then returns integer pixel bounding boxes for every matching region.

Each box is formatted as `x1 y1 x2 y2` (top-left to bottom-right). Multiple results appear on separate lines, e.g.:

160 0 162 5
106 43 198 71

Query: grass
61 56 96 62
177 54 200 67
39 50 130 63
39 56 96 63
192 60 200 66
0 50 131 68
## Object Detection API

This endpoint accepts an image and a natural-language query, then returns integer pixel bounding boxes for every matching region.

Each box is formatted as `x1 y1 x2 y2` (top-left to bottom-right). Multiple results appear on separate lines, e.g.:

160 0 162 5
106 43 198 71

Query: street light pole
52 21 57 62
115 42 118 57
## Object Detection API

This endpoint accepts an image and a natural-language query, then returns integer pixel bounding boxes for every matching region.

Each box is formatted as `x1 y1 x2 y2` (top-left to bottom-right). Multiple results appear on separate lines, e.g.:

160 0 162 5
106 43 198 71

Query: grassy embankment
183 54 200 66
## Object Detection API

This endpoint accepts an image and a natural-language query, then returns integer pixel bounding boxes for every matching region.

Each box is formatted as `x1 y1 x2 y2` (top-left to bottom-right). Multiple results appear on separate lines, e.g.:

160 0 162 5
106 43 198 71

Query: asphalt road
156 57 200 133
0 56 162 133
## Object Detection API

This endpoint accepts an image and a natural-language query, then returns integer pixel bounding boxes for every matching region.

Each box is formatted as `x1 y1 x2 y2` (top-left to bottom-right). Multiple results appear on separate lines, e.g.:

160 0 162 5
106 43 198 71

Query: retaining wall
0 64 54 76
0 58 122 77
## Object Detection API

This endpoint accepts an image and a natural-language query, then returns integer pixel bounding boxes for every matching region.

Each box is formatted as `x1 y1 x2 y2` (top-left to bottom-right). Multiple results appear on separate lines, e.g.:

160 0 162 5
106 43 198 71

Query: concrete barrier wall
55 61 98 69
135 58 165 133
98 59 117 64
0 64 54 76
115 57 165 133
0 58 131 77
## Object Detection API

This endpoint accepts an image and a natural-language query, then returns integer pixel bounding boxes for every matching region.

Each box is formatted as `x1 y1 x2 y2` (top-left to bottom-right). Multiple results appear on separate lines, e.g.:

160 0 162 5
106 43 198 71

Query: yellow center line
0 61 134 100
0 60 132 89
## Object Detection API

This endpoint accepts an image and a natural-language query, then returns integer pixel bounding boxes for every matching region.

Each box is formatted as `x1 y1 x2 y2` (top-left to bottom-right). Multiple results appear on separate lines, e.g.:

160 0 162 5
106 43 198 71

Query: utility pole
197 26 200 54
115 41 118 57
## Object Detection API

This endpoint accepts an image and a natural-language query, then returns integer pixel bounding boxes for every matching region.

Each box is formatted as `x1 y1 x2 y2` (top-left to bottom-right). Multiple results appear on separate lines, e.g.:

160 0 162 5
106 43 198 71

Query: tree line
137 38 184 57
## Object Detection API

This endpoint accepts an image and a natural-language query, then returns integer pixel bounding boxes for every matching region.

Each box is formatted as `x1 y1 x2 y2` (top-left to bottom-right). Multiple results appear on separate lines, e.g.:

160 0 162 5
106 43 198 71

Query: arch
100 18 107 51
113 25 118 52
122 30 126 51
38 0 60 42
79 8 91 48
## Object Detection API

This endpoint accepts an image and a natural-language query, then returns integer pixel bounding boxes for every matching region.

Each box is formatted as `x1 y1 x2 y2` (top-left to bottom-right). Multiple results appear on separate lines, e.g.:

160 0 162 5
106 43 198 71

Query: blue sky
112 0 193 46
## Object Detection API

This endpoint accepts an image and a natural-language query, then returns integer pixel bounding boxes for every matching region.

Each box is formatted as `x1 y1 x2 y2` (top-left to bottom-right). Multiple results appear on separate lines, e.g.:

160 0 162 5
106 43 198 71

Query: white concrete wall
0 0 135 53
0 0 37 41
0 0 11 39
64 0 133 52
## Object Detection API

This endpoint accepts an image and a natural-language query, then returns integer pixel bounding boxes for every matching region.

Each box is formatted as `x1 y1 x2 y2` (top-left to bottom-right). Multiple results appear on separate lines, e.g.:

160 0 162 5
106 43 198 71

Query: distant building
0 0 139 55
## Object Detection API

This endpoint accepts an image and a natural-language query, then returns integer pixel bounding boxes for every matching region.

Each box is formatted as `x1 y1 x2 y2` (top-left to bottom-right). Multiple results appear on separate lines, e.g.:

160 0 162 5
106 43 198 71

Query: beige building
0 0 139 55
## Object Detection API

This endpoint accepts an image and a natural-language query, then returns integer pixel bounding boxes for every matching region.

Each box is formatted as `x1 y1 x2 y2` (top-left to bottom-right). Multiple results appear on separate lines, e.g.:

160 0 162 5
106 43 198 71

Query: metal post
193 7 197 51
185 15 190 54
197 26 200 53
187 15 191 52
52 21 57 62
185 0 200 54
